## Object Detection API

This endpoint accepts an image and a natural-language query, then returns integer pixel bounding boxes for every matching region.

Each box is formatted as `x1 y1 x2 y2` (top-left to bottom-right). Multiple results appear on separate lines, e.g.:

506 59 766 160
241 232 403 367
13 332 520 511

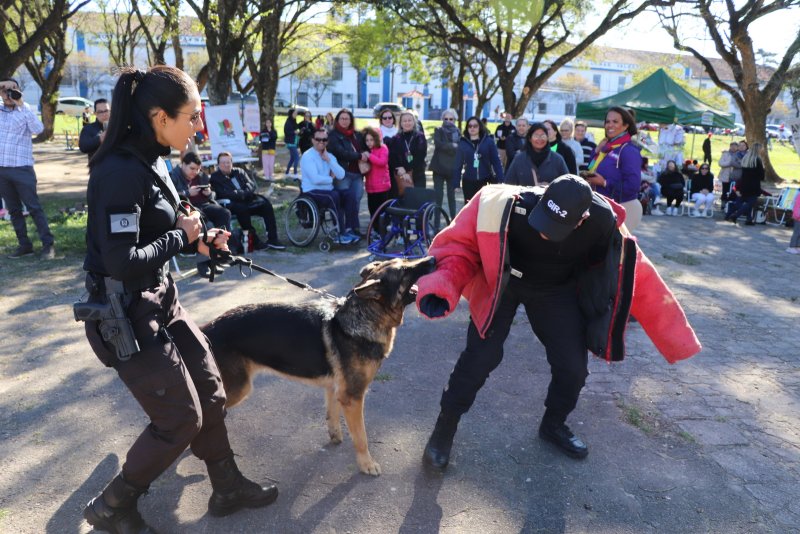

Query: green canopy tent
575 68 734 128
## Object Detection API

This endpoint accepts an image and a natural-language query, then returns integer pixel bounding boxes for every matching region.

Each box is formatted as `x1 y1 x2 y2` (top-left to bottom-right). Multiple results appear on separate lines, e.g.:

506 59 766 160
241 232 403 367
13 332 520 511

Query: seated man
171 151 235 276
210 151 286 250
299 128 360 244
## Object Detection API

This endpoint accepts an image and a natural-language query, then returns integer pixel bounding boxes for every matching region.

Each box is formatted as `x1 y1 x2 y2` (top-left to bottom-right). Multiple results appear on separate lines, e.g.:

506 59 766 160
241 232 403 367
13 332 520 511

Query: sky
595 7 800 60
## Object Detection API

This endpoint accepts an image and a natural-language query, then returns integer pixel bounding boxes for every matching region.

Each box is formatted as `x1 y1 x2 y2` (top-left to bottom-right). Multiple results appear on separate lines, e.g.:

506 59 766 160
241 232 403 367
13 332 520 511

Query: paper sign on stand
204 104 251 160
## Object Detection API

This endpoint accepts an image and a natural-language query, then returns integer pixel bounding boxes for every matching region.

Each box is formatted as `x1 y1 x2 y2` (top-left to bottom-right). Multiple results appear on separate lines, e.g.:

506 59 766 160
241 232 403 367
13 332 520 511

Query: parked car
273 98 308 117
766 124 790 140
56 96 94 116
372 102 417 118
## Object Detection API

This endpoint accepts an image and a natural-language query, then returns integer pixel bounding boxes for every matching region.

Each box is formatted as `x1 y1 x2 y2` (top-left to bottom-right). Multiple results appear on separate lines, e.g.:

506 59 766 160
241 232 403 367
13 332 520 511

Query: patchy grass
617 399 656 435
373 373 393 383
678 430 696 443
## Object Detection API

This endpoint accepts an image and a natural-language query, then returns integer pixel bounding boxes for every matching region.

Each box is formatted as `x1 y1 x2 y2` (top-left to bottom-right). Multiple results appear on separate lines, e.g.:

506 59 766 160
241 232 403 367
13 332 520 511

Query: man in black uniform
209 151 285 250
416 176 618 470
79 99 110 162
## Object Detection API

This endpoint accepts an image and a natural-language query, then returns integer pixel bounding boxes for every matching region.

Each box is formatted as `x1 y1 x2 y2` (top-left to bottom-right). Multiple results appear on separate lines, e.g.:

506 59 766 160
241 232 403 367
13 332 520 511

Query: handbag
397 172 414 197
358 160 371 175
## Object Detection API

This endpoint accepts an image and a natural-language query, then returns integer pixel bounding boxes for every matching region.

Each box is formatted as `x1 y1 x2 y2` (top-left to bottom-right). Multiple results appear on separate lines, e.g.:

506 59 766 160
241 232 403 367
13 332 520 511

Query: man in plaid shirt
0 78 54 259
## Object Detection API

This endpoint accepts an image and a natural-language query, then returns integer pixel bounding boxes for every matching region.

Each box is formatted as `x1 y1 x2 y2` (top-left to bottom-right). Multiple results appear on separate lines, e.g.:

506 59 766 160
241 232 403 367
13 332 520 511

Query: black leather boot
206 455 278 517
422 412 460 472
83 473 157 534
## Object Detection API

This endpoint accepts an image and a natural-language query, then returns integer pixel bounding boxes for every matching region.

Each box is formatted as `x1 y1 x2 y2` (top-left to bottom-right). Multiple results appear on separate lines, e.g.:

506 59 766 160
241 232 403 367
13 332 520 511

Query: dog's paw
329 430 343 444
358 457 381 476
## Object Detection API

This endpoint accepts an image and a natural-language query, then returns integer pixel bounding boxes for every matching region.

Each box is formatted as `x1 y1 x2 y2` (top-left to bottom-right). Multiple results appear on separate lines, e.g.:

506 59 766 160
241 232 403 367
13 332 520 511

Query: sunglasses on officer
313 136 328 143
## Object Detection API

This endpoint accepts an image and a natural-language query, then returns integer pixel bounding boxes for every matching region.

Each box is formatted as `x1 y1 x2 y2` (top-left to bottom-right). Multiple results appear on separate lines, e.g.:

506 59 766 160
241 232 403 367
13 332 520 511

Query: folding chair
765 186 800 226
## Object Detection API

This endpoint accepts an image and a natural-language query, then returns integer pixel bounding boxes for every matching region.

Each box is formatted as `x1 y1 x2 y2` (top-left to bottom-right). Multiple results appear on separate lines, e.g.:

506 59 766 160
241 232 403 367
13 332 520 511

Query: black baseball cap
528 174 593 242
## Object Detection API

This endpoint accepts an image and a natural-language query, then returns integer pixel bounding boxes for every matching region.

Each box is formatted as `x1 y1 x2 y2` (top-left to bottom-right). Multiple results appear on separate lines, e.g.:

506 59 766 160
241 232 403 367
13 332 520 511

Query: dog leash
209 250 341 302
175 203 339 301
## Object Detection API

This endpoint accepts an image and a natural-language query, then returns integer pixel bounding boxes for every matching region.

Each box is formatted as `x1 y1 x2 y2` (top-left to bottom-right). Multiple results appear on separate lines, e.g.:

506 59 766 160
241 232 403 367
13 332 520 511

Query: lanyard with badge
473 138 481 168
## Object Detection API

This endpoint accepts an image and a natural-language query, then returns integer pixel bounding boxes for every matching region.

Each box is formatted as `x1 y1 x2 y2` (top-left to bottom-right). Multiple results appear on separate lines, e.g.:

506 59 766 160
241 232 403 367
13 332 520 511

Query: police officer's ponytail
91 65 197 168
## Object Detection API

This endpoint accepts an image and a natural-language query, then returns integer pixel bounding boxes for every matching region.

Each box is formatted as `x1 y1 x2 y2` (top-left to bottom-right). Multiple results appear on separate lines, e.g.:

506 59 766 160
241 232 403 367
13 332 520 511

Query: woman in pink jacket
415 177 701 471
362 126 391 218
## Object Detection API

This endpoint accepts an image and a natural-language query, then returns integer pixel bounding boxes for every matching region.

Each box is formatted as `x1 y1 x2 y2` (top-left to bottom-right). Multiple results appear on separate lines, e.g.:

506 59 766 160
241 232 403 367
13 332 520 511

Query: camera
5 88 22 100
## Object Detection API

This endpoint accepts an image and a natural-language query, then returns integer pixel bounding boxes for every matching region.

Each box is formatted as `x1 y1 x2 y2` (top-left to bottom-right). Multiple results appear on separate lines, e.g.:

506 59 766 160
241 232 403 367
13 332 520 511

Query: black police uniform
439 190 616 427
83 138 231 489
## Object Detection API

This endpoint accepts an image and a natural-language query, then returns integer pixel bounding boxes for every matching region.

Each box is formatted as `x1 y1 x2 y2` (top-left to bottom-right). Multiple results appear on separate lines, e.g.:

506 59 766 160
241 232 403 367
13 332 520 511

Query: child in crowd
259 119 277 181
362 126 391 218
786 192 800 254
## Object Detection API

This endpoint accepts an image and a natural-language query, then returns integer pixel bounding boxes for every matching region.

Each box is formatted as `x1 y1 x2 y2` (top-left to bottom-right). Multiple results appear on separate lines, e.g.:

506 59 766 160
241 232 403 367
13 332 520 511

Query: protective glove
419 294 450 318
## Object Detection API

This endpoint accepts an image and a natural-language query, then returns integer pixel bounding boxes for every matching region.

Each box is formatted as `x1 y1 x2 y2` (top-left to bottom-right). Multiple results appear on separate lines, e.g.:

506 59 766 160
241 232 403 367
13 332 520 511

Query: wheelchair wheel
421 204 451 246
319 240 332 252
285 196 319 247
319 207 341 242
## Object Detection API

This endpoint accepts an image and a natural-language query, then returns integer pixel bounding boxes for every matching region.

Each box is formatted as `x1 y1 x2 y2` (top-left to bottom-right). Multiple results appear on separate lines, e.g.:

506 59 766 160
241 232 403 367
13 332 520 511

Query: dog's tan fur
203 256 435 476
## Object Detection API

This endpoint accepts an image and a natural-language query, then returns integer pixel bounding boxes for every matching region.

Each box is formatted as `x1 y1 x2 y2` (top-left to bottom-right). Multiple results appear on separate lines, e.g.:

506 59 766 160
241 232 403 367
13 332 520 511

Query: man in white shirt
300 128 360 244
0 78 54 259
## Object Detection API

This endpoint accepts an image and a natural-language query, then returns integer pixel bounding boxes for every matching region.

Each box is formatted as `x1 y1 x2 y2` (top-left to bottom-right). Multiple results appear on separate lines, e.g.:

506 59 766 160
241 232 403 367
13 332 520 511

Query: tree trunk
741 100 778 182
172 34 183 70
450 60 466 129
36 98 58 142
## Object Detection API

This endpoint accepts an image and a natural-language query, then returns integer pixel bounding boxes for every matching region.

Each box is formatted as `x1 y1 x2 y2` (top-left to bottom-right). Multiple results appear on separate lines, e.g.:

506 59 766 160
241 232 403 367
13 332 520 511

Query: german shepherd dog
202 256 436 476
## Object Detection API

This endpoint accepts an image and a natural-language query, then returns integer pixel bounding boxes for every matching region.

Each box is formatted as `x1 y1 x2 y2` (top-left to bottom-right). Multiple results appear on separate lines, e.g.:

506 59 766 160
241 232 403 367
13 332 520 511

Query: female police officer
81 65 277 533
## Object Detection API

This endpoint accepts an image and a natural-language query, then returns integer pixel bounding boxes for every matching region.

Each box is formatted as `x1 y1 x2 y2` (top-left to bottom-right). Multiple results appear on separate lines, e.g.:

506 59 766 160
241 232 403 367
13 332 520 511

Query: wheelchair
366 187 451 259
284 190 349 252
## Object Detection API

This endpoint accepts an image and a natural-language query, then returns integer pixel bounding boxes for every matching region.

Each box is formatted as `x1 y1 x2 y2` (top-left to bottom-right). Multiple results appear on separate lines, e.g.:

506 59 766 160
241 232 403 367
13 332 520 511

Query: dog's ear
353 278 383 300
359 261 382 279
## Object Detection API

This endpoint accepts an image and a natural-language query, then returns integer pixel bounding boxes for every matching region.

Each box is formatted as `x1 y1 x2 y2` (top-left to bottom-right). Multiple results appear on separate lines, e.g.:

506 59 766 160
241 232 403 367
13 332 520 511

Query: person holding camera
82 65 278 534
79 99 111 162
210 151 286 250
0 77 55 259
171 151 234 277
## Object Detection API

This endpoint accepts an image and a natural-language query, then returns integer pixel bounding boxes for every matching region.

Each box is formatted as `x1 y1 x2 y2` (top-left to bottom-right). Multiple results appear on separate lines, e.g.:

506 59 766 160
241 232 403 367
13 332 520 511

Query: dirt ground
1 142 799 533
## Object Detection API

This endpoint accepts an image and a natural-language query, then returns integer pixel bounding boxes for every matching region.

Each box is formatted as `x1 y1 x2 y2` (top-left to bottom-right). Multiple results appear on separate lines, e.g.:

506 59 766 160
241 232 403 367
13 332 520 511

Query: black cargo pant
226 196 279 242
440 277 589 426
85 275 231 489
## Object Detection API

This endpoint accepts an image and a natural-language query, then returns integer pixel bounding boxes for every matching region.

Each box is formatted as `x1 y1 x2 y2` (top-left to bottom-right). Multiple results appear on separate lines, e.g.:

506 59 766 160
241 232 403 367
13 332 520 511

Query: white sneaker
652 206 664 216
692 209 702 217
786 247 799 255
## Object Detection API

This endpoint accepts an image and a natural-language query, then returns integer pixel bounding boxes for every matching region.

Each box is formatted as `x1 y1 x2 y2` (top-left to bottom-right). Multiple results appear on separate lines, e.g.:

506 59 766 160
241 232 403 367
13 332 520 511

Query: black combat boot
206 455 278 517
422 412 460 472
83 473 157 534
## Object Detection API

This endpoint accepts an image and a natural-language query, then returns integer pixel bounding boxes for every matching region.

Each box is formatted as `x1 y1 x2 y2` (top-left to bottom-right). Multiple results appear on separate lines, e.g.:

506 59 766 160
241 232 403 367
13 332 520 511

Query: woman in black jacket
81 65 276 533
388 111 428 193
451 116 503 203
543 119 577 174
689 163 715 217
297 110 315 153
504 122 569 186
725 143 764 225
284 108 299 176
657 160 686 216
327 108 366 233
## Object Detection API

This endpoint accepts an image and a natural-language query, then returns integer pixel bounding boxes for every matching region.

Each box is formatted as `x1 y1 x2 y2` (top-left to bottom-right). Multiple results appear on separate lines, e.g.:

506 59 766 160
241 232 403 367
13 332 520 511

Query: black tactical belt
118 265 168 293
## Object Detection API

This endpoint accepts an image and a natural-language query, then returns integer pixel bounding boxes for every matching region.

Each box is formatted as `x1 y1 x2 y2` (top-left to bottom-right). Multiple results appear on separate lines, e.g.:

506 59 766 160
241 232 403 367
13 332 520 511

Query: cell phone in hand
197 185 211 190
